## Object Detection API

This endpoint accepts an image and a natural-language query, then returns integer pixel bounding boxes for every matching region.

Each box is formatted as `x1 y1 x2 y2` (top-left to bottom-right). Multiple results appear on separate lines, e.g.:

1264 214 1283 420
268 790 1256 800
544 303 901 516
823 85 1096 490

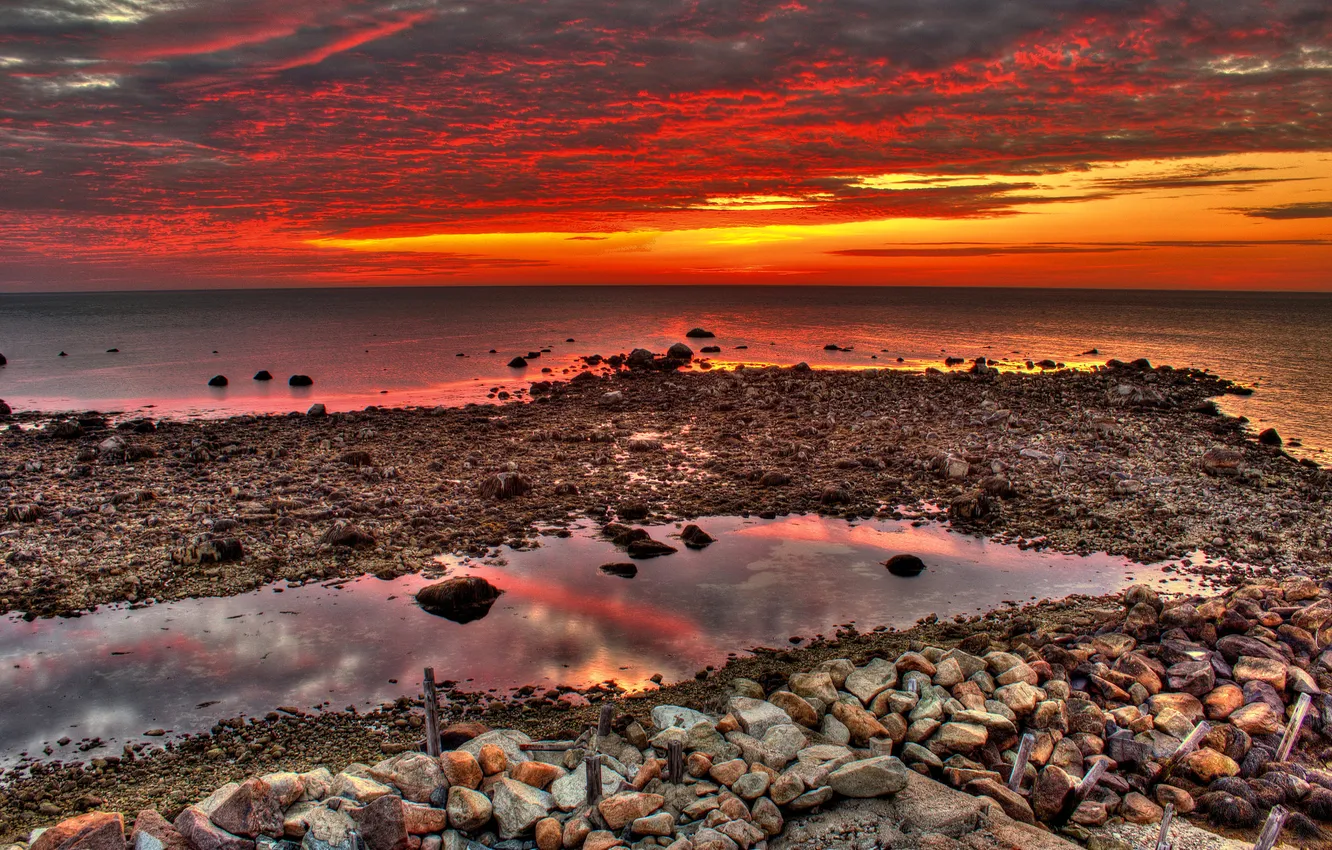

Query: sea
0 286 1328 463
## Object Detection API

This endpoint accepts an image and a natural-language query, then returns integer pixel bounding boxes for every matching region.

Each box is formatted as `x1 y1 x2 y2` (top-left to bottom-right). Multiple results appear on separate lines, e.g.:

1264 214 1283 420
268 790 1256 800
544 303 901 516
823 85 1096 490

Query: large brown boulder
31 812 126 850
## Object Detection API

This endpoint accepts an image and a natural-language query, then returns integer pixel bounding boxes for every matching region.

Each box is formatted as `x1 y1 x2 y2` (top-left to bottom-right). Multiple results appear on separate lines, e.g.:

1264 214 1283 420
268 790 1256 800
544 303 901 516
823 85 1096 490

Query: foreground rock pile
20 578 1332 850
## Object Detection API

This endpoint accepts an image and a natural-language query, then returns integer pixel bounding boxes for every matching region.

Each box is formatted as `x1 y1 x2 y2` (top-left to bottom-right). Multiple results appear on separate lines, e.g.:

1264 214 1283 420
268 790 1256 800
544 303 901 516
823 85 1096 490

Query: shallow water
0 514 1204 766
0 286 1327 462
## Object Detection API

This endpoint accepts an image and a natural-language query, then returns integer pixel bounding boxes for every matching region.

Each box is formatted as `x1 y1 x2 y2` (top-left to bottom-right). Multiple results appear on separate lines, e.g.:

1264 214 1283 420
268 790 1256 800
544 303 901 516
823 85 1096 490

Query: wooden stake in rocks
1008 733 1035 792
423 668 441 758
585 754 604 806
1276 692 1313 762
1054 757 1108 825
1253 806 1288 850
598 703 614 738
1153 803 1175 850
1159 721 1210 780
666 740 685 783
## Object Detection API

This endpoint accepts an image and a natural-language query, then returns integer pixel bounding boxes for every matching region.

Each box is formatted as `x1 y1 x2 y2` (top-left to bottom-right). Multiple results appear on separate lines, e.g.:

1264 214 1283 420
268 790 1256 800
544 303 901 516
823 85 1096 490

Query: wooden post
1276 692 1313 762
1054 758 1108 825
1007 733 1035 792
1253 806 1287 850
1159 721 1210 780
423 668 441 758
1153 803 1174 850
585 754 604 806
598 703 614 738
667 740 685 783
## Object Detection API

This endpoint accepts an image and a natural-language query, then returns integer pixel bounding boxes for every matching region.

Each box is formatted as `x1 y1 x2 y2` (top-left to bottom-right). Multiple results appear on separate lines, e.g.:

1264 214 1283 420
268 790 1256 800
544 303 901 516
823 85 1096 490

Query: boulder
208 375 228 387
728 698 792 738
478 472 532 500
446 787 492 832
685 328 716 338
289 375 314 387
173 808 253 850
827 756 911 797
884 554 926 577
348 796 410 850
598 792 664 830
491 777 554 839
209 778 284 838
32 812 127 850
416 577 503 623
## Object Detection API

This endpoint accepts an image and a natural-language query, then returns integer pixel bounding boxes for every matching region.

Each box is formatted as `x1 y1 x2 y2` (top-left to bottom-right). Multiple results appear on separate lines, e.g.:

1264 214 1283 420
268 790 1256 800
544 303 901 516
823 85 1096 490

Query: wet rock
306 403 326 417
884 554 926 577
416 577 503 623
599 562 638 578
680 524 715 549
208 375 229 387
289 375 314 387
626 538 677 559
1258 428 1282 446
666 343 693 360
253 371 273 381
685 328 715 338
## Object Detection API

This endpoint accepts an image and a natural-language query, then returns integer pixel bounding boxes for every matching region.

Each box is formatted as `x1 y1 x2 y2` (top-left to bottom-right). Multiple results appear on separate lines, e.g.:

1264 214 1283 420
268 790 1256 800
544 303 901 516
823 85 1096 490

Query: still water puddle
0 515 1200 765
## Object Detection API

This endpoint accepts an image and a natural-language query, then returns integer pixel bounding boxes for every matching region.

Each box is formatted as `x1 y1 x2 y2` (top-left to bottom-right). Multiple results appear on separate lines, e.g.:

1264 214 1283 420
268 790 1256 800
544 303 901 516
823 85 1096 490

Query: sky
1 0 1330 291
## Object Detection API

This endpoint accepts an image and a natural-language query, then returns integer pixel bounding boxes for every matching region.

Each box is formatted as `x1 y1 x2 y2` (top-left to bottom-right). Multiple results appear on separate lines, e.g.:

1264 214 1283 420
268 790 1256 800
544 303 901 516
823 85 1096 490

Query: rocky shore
9 577 1332 850
1 359 1328 620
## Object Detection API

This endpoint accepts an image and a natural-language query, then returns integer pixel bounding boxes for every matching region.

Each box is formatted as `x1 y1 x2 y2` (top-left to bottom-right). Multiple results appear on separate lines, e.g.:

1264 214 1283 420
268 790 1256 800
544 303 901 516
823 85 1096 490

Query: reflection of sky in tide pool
0 515 1201 765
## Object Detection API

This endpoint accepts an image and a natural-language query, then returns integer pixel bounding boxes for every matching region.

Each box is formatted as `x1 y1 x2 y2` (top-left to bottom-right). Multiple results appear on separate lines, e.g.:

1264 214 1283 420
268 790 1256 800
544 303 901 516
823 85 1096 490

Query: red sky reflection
1 2 1329 290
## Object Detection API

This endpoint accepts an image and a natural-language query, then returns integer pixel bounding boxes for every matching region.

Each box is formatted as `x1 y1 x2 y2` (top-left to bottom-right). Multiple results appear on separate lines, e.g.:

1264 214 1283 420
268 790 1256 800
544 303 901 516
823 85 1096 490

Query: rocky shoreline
3 357 1332 846
1 359 1328 620
8 578 1332 850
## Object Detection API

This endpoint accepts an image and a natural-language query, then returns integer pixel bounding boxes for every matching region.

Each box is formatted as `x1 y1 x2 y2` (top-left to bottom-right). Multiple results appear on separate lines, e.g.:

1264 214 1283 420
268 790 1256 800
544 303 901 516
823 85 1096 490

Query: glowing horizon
1 2 1329 291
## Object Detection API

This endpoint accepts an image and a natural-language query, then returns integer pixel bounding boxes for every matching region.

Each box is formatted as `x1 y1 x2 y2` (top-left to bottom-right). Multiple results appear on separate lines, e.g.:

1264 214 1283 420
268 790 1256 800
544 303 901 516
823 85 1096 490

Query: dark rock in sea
106 348 119 353
1258 427 1282 446
823 344 843 351
508 356 528 368
1080 348 1100 355
607 525 650 546
618 502 651 521
253 370 273 381
288 374 314 386
0 399 10 416
627 538 678 559
59 352 67 357
700 346 721 353
307 403 327 418
1131 357 1153 370
0 353 5 365
792 362 811 372
599 562 638 578
627 348 656 368
526 351 541 359
416 576 503 623
667 342 694 360
681 524 715 549
686 328 715 338
478 471 532 500
885 554 927 577
566 338 575 342
944 356 965 366
1036 359 1057 369
320 523 376 548
207 375 228 387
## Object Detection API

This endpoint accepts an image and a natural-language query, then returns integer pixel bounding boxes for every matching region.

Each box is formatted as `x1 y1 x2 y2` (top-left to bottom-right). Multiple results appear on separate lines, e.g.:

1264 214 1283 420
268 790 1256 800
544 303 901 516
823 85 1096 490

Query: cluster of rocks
18 702 1065 850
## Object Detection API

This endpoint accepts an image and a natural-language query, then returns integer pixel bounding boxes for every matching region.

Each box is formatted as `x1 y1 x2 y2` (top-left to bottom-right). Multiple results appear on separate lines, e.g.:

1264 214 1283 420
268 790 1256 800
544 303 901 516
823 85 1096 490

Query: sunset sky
1 1 1329 290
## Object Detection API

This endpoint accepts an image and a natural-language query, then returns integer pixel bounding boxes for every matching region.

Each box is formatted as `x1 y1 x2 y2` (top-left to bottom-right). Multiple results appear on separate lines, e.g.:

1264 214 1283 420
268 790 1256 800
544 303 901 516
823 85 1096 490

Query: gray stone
651 706 713 731
490 778 554 840
844 659 898 705
827 756 911 797
727 698 792 738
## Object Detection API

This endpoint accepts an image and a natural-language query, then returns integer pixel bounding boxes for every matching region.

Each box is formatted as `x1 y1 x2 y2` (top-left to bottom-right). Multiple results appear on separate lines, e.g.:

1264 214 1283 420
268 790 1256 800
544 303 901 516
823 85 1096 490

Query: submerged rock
599 562 638 578
884 554 926 577
416 577 504 623
680 524 715 549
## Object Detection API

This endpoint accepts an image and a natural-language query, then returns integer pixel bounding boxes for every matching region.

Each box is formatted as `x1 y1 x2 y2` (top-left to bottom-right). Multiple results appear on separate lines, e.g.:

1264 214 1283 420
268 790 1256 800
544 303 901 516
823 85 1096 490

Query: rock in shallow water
884 554 926 577
416 577 504 623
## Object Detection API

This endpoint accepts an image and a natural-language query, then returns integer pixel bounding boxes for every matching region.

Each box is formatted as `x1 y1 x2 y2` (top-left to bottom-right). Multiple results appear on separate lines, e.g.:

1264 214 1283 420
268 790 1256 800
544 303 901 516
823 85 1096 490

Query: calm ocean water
0 286 1327 461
